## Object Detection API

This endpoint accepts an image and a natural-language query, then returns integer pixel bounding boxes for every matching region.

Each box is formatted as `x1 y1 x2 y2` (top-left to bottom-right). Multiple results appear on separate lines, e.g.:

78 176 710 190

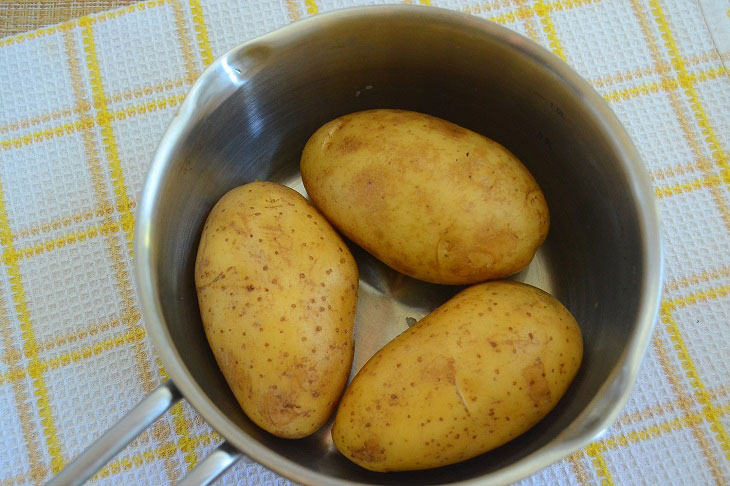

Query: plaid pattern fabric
0 0 728 484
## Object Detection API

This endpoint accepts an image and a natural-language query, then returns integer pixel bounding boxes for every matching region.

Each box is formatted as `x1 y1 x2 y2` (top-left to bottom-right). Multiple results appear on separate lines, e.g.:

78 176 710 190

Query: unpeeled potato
301 109 549 285
195 182 358 438
332 281 582 471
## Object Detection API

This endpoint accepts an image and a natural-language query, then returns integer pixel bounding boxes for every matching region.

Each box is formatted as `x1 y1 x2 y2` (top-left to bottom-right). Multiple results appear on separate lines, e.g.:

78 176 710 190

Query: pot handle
45 380 243 485
178 441 243 486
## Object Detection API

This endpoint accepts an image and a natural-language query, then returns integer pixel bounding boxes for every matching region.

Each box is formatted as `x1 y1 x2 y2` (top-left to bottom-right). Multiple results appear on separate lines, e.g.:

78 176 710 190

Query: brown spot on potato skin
348 167 391 216
350 437 385 464
337 135 364 154
421 355 456 385
260 390 303 423
522 358 552 408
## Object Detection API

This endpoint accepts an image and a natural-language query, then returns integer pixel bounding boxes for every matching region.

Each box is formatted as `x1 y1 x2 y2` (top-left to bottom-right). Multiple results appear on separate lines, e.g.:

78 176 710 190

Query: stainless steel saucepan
48 5 662 485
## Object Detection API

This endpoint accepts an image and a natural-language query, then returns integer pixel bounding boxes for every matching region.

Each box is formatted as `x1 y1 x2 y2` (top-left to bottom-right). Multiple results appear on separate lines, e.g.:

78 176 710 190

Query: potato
301 109 549 285
195 182 358 438
332 281 582 471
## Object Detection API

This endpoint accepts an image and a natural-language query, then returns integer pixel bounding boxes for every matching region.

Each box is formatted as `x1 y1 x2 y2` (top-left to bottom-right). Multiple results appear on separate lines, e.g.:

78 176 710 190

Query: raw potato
195 182 358 439
332 281 582 472
301 109 549 285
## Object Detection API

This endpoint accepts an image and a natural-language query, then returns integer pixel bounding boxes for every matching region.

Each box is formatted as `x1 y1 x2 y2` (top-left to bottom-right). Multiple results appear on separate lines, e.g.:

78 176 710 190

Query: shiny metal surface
46 382 181 485
133 5 663 486
177 441 244 486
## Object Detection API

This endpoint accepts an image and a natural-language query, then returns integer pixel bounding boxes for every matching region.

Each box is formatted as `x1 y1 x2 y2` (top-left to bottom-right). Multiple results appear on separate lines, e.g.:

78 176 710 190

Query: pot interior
145 9 648 485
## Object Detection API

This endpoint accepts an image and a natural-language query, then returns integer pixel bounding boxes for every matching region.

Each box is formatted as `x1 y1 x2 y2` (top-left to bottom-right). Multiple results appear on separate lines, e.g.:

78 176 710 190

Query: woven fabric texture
0 0 728 485
0 1 138 37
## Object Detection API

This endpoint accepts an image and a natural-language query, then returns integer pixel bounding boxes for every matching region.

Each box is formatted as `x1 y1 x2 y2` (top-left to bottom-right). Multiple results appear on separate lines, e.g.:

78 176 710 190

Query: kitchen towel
0 0 728 484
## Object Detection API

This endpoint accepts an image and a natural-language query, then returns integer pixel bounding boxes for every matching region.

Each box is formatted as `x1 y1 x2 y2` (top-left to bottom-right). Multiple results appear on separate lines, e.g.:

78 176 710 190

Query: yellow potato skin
301 109 549 285
195 182 358 439
331 281 582 471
